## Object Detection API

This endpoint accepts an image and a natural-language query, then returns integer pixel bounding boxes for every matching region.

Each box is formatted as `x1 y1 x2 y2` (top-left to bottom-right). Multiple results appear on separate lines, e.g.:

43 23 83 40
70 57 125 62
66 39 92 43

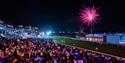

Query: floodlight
46 31 52 36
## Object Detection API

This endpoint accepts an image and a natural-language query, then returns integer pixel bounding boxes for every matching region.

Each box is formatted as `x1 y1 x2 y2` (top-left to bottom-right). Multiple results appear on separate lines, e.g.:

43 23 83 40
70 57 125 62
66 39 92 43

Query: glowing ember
80 6 100 26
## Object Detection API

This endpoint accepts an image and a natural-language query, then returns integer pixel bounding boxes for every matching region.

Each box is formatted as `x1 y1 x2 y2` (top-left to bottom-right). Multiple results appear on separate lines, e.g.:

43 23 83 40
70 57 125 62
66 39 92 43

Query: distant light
0 27 3 29
68 31 70 33
18 25 23 28
24 32 28 35
62 31 65 33
40 32 45 36
52 31 55 33
74 32 79 34
42 32 45 35
46 31 52 36
59 31 62 33
34 27 38 29
39 32 42 35
38 35 41 38
17 39 20 42
23 32 30 39
29 29 32 30
28 26 32 28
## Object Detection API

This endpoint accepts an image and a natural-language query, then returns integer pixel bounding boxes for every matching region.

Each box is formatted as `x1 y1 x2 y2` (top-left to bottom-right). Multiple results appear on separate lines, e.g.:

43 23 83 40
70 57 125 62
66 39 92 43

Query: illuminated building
85 34 105 43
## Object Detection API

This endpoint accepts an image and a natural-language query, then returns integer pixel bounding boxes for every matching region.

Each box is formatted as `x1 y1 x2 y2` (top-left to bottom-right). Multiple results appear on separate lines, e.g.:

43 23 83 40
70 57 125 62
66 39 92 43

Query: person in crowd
0 38 124 63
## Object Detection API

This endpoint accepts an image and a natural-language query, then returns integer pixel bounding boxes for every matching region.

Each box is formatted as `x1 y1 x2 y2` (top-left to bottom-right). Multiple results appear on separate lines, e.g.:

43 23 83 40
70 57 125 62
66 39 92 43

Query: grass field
53 36 125 58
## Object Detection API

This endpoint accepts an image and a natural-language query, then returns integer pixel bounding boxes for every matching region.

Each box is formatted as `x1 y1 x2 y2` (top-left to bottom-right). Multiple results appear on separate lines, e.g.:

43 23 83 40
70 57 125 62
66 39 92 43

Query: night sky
0 0 125 33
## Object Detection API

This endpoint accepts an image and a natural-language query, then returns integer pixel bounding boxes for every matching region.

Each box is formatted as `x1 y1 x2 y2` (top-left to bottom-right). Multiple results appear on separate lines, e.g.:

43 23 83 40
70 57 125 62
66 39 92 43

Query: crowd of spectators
0 38 125 63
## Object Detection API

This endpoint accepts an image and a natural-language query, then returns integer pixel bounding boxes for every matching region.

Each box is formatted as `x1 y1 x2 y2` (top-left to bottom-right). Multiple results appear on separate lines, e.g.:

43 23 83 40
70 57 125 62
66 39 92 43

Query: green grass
53 36 125 58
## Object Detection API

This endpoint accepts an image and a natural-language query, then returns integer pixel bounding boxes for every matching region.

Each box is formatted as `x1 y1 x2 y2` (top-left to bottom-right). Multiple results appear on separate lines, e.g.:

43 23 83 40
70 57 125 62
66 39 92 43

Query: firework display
80 6 100 26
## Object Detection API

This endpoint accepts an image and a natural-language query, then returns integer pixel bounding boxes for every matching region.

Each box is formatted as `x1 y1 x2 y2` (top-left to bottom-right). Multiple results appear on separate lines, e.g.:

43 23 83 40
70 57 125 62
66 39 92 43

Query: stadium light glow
46 31 52 36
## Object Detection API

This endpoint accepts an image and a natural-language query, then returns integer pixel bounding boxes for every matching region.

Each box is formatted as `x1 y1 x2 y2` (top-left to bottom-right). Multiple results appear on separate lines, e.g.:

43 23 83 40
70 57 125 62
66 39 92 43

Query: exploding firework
80 6 100 26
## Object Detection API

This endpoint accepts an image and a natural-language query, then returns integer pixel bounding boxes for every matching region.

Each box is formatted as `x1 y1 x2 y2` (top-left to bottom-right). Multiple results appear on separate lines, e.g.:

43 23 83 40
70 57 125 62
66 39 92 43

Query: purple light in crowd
80 6 100 26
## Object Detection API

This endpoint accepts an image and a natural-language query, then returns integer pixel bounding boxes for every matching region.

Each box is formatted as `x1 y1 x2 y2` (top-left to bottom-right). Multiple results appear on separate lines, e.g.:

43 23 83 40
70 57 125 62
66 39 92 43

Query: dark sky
0 0 125 33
